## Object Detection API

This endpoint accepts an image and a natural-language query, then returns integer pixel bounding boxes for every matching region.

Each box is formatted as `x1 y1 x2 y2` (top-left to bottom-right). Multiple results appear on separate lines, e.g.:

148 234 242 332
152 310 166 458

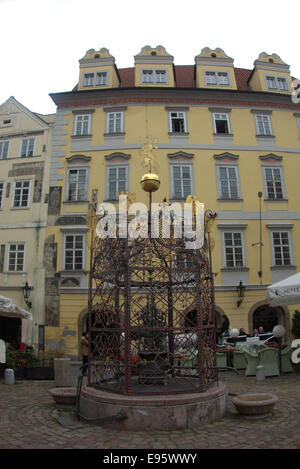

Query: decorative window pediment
66 154 91 164
105 152 131 161
214 152 239 161
259 153 282 162
168 151 194 161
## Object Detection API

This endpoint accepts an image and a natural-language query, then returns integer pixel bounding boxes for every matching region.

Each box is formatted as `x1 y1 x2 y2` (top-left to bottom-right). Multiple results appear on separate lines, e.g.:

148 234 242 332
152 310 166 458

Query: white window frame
63 233 86 271
265 75 289 91
141 69 168 84
255 114 273 136
213 112 231 134
20 138 35 157
0 181 4 208
142 70 153 83
205 71 230 86
277 77 289 91
270 230 293 267
12 179 31 208
106 111 124 134
217 165 240 199
105 164 129 200
170 163 194 200
96 71 108 86
0 140 9 159
263 166 285 200
169 111 187 133
74 114 91 136
7 242 26 272
222 231 245 268
82 72 95 87
67 167 88 201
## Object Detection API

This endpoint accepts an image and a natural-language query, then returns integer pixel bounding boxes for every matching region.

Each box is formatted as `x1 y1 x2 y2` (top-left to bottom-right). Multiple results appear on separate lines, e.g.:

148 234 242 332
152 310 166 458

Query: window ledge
3 271 26 275
256 134 275 138
20 155 41 159
265 198 288 202
218 198 243 202
104 133 125 137
10 207 30 210
63 200 89 205
270 265 296 271
213 133 233 137
60 270 87 275
221 267 249 272
71 134 92 139
168 132 189 136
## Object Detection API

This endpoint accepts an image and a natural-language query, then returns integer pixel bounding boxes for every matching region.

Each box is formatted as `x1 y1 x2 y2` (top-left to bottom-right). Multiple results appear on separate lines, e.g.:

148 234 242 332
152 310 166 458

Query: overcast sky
1 0 299 115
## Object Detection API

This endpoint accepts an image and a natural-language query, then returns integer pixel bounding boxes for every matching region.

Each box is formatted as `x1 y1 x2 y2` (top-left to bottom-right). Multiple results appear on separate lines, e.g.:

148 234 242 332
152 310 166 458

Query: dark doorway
0 316 21 348
253 305 282 334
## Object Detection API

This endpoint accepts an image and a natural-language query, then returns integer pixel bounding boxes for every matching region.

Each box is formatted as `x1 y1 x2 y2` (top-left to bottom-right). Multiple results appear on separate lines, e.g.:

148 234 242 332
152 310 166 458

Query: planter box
26 367 54 380
14 367 27 379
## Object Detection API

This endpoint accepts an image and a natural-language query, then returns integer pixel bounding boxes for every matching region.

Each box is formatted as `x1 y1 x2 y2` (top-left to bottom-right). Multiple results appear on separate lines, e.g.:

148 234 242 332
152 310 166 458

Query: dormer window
265 75 289 91
96 72 108 86
155 70 167 83
205 71 230 86
205 71 217 85
143 70 153 83
266 76 277 89
83 73 94 87
278 78 288 91
142 69 168 84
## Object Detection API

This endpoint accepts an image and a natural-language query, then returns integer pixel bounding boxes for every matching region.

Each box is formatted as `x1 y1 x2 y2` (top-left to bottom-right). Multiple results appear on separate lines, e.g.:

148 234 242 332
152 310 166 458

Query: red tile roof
118 65 252 90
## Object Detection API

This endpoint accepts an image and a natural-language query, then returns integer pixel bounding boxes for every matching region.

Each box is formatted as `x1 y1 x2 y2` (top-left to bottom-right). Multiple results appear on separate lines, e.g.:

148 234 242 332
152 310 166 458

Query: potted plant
0 349 30 379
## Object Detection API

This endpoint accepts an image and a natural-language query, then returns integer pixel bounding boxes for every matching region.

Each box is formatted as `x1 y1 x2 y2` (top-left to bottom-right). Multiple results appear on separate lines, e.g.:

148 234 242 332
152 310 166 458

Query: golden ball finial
140 173 160 192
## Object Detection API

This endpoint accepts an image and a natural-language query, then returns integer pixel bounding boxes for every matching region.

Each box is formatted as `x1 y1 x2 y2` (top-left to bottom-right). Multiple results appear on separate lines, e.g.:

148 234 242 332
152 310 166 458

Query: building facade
45 46 300 358
0 97 55 349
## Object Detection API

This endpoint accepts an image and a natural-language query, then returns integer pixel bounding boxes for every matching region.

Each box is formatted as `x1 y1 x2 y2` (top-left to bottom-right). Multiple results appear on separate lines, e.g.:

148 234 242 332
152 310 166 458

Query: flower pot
232 393 278 419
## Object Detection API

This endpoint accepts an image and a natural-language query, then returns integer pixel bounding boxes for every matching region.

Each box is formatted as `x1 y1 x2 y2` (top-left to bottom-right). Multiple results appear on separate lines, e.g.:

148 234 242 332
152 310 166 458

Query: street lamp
22 282 32 308
236 281 245 307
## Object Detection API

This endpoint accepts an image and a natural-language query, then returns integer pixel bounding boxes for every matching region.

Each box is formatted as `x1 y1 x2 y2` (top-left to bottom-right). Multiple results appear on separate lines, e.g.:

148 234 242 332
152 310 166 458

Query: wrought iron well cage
87 209 218 395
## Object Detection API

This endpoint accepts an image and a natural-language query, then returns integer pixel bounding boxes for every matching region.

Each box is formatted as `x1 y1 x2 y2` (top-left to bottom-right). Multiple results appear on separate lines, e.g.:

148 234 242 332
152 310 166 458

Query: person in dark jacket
80 332 89 376
217 315 230 343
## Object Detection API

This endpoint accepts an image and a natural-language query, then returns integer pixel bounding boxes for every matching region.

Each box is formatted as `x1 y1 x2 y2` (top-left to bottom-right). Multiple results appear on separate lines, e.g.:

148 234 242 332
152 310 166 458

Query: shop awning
0 296 32 320
266 272 300 306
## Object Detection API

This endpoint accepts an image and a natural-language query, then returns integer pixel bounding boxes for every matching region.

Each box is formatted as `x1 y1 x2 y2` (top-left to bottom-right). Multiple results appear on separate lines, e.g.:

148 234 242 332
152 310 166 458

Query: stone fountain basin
232 393 278 418
49 387 77 405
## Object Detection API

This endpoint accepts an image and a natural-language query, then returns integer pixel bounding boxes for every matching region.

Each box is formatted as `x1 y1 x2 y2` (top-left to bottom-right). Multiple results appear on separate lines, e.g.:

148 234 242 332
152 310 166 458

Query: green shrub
0 349 40 369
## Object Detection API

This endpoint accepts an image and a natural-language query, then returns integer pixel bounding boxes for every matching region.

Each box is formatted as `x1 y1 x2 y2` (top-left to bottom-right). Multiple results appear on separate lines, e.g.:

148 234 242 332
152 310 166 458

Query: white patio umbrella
266 272 300 306
0 295 32 320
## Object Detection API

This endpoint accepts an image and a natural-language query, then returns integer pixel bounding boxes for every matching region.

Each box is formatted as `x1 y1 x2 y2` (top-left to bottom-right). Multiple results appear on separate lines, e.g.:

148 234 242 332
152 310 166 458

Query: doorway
0 316 21 348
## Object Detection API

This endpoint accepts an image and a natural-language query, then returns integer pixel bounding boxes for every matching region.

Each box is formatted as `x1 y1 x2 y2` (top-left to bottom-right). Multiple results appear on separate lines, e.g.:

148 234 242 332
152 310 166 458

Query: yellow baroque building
45 46 300 358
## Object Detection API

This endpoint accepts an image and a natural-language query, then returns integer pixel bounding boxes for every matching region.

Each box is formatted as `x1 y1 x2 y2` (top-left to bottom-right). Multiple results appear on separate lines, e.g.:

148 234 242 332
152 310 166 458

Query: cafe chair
280 344 293 373
258 347 279 377
232 350 247 370
243 347 260 376
216 351 227 368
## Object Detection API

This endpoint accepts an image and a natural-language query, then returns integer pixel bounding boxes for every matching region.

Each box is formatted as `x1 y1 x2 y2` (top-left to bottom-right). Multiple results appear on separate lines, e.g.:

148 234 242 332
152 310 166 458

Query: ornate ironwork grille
87 212 217 395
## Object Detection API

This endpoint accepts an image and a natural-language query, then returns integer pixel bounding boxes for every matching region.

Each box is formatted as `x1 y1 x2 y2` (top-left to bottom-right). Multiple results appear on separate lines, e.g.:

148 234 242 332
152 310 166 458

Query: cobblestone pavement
0 372 300 449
